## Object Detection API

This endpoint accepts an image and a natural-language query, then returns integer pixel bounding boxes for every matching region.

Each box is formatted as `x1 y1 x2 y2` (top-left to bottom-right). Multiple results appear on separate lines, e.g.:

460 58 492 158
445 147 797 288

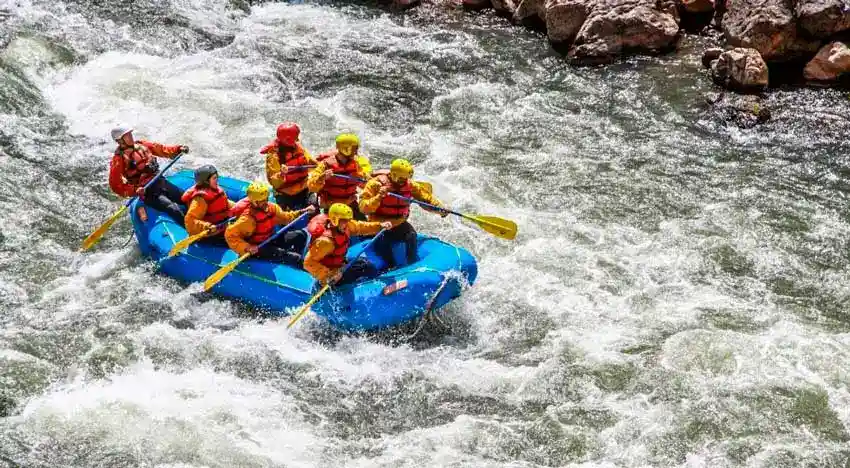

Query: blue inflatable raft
128 170 478 331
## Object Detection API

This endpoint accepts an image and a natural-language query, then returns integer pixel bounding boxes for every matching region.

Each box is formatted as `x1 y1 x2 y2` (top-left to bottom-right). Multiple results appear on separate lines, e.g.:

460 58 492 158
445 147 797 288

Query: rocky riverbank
387 0 850 91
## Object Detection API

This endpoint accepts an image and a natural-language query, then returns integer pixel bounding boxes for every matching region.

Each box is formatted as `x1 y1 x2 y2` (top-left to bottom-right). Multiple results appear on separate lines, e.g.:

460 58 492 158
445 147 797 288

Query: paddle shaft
289 155 368 173
286 228 386 328
337 228 386 278
202 211 310 291
80 152 186 251
128 152 185 206
210 216 236 231
333 174 450 215
334 174 514 237
194 217 236 237
255 211 310 250
168 216 237 257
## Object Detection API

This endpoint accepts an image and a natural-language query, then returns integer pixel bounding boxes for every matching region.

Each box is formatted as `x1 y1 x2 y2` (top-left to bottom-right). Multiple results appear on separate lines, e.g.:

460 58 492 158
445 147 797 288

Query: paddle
167 217 235 258
355 155 372 175
202 211 310 291
328 173 433 196
289 155 372 176
334 174 516 240
81 153 185 251
286 228 387 329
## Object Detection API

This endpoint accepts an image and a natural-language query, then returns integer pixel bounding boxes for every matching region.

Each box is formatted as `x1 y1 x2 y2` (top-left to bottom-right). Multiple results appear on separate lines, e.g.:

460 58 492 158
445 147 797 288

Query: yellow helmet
246 180 270 202
335 133 360 147
335 133 360 156
328 203 353 226
389 158 413 182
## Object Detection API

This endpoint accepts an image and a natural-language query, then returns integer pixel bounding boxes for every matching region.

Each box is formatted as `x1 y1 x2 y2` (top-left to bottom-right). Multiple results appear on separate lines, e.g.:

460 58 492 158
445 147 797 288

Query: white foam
4 0 849 466
18 361 322 466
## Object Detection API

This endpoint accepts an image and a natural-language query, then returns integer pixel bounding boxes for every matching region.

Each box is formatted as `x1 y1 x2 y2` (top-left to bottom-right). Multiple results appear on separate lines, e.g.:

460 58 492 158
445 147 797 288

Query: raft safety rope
121 230 135 248
158 221 312 295
401 235 470 340
401 273 452 341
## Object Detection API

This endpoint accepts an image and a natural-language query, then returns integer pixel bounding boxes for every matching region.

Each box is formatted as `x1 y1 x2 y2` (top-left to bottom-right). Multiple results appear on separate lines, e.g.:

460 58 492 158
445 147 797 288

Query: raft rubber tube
128 170 478 331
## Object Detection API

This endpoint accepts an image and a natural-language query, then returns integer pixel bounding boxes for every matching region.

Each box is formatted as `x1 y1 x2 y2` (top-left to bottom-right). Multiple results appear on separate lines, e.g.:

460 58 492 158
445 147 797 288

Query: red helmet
276 122 300 147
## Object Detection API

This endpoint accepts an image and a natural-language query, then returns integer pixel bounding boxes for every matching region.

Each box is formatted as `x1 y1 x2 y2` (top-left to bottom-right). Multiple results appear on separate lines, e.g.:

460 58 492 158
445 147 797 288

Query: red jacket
108 140 182 197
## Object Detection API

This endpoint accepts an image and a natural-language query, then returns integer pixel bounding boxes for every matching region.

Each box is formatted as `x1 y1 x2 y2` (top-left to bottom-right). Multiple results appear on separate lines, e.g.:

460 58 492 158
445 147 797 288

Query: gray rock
514 0 547 27
803 41 850 81
492 0 519 15
722 0 820 62
678 0 714 13
567 0 681 63
545 0 590 45
702 47 723 68
795 0 850 38
710 47 769 91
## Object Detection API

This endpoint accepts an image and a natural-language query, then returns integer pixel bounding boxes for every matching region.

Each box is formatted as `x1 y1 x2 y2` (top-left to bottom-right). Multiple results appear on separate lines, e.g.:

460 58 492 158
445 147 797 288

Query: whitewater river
1 0 850 466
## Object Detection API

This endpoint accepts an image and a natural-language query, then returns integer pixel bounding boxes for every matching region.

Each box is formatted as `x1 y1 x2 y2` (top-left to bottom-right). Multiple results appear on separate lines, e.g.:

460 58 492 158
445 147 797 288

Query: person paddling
359 159 448 269
181 165 234 246
262 122 319 211
108 125 189 223
307 133 370 220
225 181 315 266
303 203 391 286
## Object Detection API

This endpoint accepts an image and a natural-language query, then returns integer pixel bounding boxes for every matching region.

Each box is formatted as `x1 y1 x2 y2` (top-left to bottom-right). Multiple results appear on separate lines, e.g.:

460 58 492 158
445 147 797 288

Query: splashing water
1 0 850 466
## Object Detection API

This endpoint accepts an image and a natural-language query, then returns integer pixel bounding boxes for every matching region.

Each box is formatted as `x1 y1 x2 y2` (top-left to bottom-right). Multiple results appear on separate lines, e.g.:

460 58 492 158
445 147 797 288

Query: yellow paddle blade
355 155 372 175
464 214 517 240
203 252 250 291
287 284 330 329
415 180 433 195
168 230 210 258
80 205 128 251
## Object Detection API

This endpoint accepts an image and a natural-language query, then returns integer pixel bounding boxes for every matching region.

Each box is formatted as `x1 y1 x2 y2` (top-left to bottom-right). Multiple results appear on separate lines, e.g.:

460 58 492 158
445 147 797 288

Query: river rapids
1 0 850 466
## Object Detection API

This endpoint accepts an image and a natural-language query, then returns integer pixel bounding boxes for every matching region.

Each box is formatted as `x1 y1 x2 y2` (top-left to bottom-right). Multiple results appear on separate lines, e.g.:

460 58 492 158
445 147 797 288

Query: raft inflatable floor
128 170 478 331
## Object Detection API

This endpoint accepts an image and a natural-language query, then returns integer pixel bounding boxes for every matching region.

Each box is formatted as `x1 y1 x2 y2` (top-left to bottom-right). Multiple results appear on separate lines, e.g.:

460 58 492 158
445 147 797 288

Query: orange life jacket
181 185 230 224
261 141 310 191
307 214 350 268
231 198 277 244
317 151 360 203
229 198 251 218
371 170 412 218
116 143 159 187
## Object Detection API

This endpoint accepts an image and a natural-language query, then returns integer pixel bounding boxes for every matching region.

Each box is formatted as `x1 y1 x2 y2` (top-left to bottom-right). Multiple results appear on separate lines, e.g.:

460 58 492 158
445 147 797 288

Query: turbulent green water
1 1 850 466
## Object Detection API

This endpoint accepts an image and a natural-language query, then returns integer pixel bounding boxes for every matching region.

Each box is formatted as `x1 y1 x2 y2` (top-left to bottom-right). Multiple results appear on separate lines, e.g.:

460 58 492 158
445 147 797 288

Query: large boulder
514 0 547 28
710 47 769 91
795 0 850 38
803 41 850 81
545 0 590 46
676 0 715 31
492 0 519 16
678 0 714 13
566 0 681 63
722 0 820 62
